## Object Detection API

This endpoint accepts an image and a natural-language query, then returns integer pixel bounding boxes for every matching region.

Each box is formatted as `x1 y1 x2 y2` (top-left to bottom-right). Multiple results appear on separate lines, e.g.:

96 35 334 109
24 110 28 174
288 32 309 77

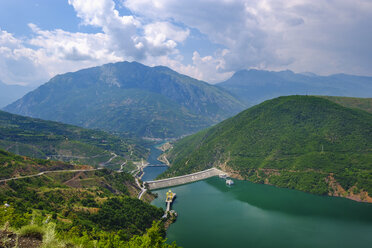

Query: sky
0 0 372 86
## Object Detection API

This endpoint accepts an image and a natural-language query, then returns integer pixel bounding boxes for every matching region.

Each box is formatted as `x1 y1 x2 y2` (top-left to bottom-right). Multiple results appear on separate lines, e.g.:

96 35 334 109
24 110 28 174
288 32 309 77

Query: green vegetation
163 96 372 199
319 96 372 114
5 61 245 138
0 149 78 179
18 224 45 240
0 110 148 170
0 151 179 247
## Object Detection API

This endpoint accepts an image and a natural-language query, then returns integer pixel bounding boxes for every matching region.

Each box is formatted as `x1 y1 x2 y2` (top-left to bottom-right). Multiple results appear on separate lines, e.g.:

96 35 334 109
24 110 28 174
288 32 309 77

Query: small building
226 179 234 186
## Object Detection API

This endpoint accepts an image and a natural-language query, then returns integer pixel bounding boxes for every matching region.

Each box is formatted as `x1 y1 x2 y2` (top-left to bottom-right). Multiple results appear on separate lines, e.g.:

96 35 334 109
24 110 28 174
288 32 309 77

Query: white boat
219 174 227 179
226 179 234 186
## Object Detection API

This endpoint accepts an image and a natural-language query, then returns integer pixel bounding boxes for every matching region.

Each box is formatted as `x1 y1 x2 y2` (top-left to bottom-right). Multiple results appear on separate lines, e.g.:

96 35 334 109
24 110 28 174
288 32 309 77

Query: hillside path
0 168 103 183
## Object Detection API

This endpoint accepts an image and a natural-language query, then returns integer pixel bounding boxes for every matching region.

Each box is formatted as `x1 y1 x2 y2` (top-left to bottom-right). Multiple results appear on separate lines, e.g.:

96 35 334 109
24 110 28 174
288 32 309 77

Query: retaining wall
145 168 224 190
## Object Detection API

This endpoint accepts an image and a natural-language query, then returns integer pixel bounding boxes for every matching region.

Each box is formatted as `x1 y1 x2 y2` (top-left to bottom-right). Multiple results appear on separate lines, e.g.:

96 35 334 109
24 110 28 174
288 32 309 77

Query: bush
18 224 45 240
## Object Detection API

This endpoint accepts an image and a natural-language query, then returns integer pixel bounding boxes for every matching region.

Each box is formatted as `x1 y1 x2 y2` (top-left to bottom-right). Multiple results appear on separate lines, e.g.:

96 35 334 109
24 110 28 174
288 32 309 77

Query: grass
18 224 45 240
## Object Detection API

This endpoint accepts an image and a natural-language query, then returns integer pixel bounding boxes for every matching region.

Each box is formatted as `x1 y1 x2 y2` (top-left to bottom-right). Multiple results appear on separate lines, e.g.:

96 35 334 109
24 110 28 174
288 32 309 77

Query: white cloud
68 0 189 60
125 0 372 78
0 0 190 85
1 0 372 85
0 29 48 85
68 0 144 59
143 22 190 56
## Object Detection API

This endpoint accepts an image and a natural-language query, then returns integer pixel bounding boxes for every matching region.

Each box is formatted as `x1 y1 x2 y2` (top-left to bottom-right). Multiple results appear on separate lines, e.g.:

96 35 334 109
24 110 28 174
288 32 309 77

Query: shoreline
220 165 372 204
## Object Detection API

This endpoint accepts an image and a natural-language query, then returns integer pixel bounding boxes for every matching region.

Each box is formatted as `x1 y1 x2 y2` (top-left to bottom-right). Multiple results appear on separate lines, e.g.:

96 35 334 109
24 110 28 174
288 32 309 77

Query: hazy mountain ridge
0 80 34 108
4 61 245 138
218 69 372 106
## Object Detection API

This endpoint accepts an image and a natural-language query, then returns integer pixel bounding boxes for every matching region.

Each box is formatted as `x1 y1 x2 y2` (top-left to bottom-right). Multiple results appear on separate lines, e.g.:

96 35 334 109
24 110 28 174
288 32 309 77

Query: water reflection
206 177 372 222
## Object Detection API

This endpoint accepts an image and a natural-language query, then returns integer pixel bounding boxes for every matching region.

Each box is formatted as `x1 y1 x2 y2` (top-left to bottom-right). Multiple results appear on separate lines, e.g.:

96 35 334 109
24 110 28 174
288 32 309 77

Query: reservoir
146 144 372 248
152 178 372 248
141 142 168 182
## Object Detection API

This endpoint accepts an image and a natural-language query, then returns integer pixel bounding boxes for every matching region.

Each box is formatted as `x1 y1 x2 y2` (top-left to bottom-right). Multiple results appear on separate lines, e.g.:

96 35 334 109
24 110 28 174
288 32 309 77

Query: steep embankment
4 61 245 138
0 110 147 170
163 96 372 202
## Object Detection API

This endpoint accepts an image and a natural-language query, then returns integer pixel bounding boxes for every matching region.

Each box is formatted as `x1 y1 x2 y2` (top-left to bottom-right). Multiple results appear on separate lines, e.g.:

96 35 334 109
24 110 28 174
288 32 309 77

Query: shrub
18 224 45 240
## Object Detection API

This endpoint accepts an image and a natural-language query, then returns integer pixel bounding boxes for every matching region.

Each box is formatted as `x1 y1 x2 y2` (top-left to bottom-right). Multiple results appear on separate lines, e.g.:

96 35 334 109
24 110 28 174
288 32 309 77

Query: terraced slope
0 110 147 170
0 151 176 247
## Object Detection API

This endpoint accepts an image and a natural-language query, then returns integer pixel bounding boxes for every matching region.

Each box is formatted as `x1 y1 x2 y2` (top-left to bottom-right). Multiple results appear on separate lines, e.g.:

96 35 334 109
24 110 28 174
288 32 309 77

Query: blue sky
1 0 372 85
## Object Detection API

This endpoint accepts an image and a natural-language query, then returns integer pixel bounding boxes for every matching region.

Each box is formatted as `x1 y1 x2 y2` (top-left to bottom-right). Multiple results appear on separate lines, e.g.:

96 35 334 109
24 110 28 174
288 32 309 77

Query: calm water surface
152 177 372 248
142 142 168 181
142 165 168 181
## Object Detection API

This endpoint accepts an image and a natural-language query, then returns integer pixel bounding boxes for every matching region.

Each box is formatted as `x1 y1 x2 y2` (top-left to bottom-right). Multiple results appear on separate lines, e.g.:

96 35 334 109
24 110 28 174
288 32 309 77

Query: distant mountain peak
218 68 372 106
4 61 245 138
0 81 34 108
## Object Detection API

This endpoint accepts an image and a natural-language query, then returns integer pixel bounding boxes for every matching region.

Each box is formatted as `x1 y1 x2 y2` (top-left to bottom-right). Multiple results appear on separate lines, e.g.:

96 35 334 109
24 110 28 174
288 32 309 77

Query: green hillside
319 96 372 114
0 110 148 170
0 151 178 247
163 96 372 202
0 149 80 180
4 61 245 138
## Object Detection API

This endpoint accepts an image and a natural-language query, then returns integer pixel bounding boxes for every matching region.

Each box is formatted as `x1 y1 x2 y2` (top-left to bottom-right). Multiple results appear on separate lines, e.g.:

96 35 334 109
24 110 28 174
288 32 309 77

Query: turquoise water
146 142 166 165
142 142 169 181
142 165 168 181
152 177 372 248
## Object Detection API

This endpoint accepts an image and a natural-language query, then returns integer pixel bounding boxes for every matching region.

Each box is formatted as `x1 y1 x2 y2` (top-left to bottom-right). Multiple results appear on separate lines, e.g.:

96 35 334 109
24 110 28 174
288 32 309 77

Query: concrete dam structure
144 168 225 190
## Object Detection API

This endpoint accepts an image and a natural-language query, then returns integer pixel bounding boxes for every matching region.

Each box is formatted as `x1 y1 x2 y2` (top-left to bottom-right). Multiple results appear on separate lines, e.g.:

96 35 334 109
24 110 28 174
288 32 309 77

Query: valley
2 2 372 247
1 63 371 248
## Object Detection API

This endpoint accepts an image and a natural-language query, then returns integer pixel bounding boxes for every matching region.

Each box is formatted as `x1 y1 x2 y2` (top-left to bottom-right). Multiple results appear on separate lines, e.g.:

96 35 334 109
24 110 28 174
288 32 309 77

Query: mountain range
217 69 372 106
162 96 372 202
4 61 245 139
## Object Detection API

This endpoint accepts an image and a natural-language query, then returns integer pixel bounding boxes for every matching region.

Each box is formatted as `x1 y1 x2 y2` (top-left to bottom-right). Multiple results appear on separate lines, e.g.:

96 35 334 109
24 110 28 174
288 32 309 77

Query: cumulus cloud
125 0 372 78
68 0 190 60
0 29 48 85
1 0 372 85
0 0 190 85
0 24 123 85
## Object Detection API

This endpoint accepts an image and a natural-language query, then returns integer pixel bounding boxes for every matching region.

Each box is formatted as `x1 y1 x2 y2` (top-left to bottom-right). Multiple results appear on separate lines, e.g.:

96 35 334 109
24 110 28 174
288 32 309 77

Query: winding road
0 168 103 183
136 177 147 200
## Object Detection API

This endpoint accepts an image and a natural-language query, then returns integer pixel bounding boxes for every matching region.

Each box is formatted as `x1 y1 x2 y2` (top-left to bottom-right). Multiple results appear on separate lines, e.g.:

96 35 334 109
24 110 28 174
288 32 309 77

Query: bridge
144 167 226 190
